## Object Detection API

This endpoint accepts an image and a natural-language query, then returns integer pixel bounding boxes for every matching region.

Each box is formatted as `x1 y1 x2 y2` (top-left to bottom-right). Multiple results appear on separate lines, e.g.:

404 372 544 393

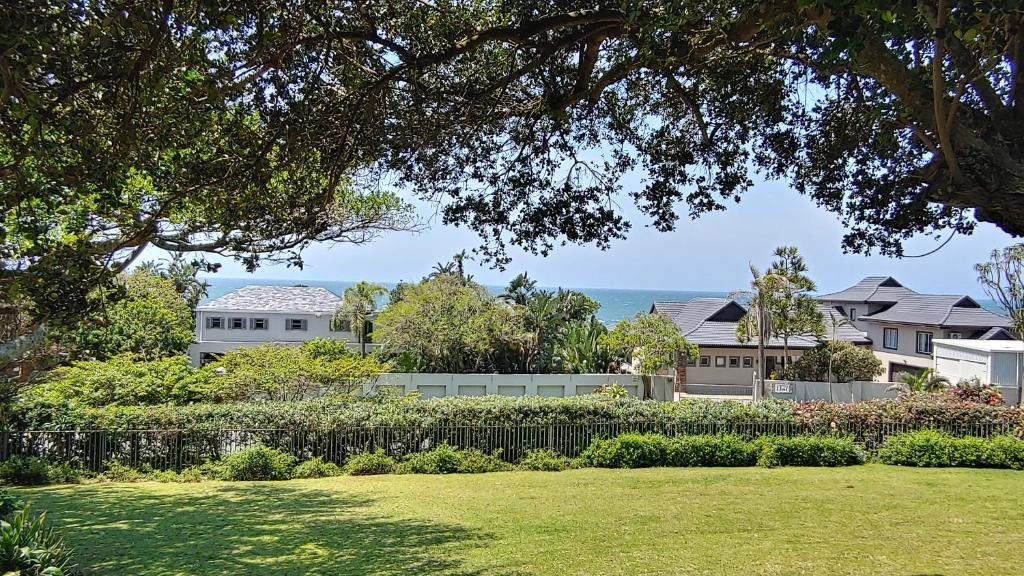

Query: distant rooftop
196 285 341 313
651 298 870 348
819 276 1011 329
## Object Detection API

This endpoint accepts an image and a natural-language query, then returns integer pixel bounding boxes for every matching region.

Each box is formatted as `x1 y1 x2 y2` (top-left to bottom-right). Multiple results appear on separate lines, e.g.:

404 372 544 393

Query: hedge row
577 433 866 468
14 392 1021 433
878 430 1024 469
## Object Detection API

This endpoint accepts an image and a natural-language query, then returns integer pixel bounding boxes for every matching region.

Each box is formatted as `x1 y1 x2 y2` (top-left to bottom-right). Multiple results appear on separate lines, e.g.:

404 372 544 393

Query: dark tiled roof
858 294 1012 328
816 276 916 303
976 327 1015 340
651 300 870 348
196 285 341 313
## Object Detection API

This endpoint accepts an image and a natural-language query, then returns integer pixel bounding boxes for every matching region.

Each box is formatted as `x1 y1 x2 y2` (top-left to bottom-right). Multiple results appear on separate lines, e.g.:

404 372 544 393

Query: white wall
762 379 901 402
366 373 674 400
686 347 801 387
861 322 939 380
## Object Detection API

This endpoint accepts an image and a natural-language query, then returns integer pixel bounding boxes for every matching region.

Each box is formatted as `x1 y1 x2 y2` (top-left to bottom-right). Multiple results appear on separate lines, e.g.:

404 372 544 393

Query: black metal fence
0 420 1016 472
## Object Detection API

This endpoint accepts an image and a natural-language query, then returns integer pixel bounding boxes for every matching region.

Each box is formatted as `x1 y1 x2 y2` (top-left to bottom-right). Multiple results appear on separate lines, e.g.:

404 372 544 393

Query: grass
15 464 1023 575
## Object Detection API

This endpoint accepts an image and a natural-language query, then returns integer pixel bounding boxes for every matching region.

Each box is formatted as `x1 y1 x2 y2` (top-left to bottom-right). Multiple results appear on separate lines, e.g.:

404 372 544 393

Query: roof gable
197 285 342 313
816 276 915 303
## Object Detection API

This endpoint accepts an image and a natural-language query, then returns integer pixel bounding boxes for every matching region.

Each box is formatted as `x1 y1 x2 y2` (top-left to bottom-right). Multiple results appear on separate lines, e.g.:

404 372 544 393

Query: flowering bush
948 378 1005 406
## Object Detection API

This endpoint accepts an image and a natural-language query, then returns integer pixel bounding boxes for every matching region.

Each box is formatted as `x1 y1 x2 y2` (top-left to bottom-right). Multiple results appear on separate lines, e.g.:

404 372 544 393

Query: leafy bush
668 434 756 467
0 457 52 486
949 378 1005 406
788 340 885 383
0 491 23 519
518 449 571 471
751 435 864 468
343 451 397 476
24 354 212 409
293 457 344 479
395 444 512 474
220 445 296 481
0 507 75 576
578 433 862 469
878 430 1024 469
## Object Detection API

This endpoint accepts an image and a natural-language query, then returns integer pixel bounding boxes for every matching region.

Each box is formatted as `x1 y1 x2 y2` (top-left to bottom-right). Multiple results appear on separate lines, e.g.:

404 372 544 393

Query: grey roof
196 285 341 313
816 276 916 303
976 327 1015 340
651 299 870 348
857 294 1012 328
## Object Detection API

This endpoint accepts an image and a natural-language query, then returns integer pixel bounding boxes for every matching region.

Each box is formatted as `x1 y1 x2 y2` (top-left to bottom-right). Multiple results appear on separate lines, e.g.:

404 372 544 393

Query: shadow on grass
21 482 512 576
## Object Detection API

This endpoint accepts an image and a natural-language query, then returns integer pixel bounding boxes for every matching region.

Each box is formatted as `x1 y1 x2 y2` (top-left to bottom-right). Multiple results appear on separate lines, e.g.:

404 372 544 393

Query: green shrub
293 457 344 479
0 457 52 486
99 461 146 483
577 433 672 469
395 444 512 474
879 430 1024 469
0 491 23 519
220 445 296 481
751 435 864 468
344 451 397 476
0 507 75 576
518 449 570 471
667 434 756 467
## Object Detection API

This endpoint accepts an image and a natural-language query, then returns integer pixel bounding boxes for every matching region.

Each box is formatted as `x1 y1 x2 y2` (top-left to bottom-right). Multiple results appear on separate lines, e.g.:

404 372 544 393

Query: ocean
198 277 734 325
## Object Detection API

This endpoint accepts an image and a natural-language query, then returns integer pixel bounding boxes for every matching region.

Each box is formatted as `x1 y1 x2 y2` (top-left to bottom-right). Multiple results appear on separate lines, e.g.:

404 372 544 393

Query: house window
685 356 696 367
728 356 740 368
849 308 858 321
228 317 246 330
714 356 726 368
916 331 933 354
698 356 710 367
250 318 268 330
206 317 224 329
742 356 753 368
286 318 307 331
949 331 962 339
883 327 898 350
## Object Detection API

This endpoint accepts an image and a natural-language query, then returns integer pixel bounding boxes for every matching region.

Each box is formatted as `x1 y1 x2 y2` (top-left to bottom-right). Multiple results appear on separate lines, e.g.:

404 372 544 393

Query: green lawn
16 465 1024 575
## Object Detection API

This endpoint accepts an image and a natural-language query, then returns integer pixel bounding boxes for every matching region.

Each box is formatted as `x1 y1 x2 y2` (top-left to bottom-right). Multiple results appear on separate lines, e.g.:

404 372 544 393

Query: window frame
206 316 224 329
916 331 933 355
849 307 858 321
250 318 269 330
742 356 753 368
685 356 697 367
714 356 726 368
698 356 710 367
882 327 899 350
728 356 740 368
228 317 246 330
285 318 308 331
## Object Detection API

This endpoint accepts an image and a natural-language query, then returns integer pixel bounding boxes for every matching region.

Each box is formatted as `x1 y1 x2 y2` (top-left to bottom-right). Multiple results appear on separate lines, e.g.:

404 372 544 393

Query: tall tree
736 267 781 397
765 247 825 371
7 1 1024 329
603 313 698 399
975 244 1024 336
500 273 538 306
333 281 388 357
136 254 211 309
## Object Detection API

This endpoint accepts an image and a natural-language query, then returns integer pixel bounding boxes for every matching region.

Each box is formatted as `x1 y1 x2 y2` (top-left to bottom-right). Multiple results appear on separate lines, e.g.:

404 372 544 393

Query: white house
817 277 1015 381
933 339 1024 404
651 298 870 395
187 285 363 366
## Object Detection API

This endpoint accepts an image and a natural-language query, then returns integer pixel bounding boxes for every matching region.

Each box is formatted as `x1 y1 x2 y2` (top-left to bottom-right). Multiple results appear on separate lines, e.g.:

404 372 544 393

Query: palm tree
334 281 388 356
736 265 780 400
890 368 951 393
500 272 537 305
766 246 823 373
134 254 209 308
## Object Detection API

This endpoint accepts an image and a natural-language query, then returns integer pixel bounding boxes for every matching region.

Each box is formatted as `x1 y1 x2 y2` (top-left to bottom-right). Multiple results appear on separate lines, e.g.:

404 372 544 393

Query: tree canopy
5 0 1023 320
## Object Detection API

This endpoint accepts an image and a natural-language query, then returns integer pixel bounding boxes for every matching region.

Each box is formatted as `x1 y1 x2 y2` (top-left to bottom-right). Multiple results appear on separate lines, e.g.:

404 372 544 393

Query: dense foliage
206 342 389 402
220 445 297 481
62 271 194 361
788 341 885 383
27 354 211 408
374 273 620 374
576 432 864 469
878 430 1024 470
394 444 513 474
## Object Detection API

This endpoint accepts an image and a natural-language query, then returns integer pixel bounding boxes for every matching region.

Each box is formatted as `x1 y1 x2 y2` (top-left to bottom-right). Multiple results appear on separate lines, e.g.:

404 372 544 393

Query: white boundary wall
365 373 674 401
761 380 901 402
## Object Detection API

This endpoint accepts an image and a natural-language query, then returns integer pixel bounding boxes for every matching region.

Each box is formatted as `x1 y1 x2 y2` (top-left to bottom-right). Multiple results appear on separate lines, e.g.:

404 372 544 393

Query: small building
651 298 870 395
817 277 1014 381
933 339 1024 404
187 285 364 366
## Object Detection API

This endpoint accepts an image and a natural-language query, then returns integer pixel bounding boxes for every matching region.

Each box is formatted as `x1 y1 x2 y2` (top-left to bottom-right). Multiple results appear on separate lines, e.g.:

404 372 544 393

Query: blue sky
146 177 1015 298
